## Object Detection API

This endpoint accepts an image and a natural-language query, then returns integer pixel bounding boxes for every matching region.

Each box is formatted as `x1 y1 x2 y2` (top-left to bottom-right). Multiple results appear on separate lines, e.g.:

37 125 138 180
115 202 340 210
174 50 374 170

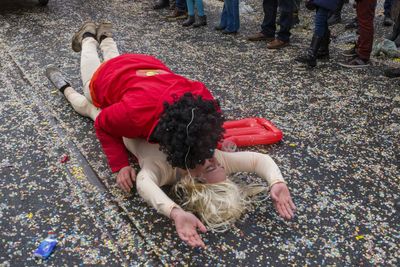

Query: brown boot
71 21 97 52
247 32 274 42
166 9 188 21
267 39 289 49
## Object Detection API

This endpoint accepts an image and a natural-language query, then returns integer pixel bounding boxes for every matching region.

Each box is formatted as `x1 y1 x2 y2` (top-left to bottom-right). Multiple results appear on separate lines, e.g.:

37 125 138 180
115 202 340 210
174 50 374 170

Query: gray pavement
0 0 399 266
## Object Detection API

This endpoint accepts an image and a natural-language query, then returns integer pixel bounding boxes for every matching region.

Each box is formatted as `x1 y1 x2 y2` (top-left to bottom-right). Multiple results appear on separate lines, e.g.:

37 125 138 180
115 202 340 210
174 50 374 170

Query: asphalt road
0 0 399 266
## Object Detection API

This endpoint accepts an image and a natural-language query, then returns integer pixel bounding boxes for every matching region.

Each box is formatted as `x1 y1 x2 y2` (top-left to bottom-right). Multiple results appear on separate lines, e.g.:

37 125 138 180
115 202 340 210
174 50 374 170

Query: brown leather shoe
247 32 274 42
267 39 289 49
166 9 188 21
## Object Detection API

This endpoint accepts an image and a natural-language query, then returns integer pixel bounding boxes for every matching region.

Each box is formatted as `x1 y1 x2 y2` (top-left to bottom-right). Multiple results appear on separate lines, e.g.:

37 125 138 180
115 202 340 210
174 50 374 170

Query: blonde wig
173 177 267 232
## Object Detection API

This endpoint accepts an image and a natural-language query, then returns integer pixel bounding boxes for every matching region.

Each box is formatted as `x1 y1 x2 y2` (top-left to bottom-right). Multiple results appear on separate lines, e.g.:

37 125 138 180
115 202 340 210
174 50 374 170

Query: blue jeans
176 0 187 12
314 7 330 37
261 0 294 42
219 0 240 32
186 0 205 16
384 0 392 17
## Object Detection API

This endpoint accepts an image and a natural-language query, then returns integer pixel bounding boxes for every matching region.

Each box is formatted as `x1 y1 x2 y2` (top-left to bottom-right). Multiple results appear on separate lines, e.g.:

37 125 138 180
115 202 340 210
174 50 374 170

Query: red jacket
90 54 216 172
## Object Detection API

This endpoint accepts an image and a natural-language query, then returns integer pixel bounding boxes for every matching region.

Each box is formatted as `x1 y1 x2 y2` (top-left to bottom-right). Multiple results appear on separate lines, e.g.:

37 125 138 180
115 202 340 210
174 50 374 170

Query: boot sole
71 21 97 52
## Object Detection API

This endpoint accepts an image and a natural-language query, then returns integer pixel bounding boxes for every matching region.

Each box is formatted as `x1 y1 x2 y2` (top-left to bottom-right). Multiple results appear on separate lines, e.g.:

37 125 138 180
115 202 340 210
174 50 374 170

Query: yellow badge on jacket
136 69 169 77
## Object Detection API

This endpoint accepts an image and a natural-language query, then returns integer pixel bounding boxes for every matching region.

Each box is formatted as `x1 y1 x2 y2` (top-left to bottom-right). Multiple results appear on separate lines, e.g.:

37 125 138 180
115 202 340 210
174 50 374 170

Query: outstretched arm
136 166 207 248
216 150 296 219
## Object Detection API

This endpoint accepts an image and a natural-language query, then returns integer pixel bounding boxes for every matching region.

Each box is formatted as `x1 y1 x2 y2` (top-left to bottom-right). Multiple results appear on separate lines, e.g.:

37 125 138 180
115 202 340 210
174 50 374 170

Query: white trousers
64 37 119 120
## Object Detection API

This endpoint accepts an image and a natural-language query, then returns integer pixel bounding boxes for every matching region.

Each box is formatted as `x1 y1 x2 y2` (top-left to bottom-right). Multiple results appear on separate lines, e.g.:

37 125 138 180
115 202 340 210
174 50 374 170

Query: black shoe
317 29 330 59
384 67 400 78
327 14 341 26
153 0 169 10
222 30 237 35
45 66 70 93
182 16 195 27
193 15 207 28
295 35 323 68
383 16 394 26
214 25 225 31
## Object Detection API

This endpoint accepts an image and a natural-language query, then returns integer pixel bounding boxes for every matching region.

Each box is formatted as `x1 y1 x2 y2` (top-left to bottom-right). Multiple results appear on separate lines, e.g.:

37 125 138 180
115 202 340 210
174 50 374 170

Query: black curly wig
151 93 225 169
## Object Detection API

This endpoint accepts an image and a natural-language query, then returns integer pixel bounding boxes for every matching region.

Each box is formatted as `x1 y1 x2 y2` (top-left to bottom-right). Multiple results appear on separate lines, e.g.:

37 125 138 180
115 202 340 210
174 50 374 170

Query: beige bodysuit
123 138 286 218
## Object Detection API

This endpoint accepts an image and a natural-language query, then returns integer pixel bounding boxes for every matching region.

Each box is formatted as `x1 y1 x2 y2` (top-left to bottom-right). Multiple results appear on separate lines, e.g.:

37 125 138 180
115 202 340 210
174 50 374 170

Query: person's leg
182 0 195 26
99 38 120 62
296 7 329 67
222 0 239 33
63 87 100 120
186 0 194 16
292 0 301 26
45 67 100 120
217 3 228 29
383 0 394 26
384 0 393 17
328 0 345 25
195 0 205 16
276 0 294 42
261 0 278 37
176 0 187 12
193 0 207 27
228 0 240 32
80 37 101 102
356 0 377 61
339 0 377 67
97 23 118 62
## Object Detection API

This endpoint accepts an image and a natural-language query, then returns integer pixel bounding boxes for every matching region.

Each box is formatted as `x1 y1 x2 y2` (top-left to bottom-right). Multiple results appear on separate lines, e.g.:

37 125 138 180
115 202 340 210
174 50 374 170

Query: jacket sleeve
94 102 140 172
216 150 286 187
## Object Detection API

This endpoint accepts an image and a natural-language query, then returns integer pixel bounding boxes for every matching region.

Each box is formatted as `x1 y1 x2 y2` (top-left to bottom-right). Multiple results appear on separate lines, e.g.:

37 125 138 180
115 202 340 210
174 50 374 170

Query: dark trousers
261 0 294 42
384 0 393 17
176 0 187 12
314 7 330 38
294 0 301 12
356 0 377 60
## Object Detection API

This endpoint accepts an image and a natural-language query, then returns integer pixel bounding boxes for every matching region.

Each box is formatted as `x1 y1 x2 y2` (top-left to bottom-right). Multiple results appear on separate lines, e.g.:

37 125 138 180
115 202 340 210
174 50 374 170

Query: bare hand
170 208 207 248
270 182 296 220
116 166 136 192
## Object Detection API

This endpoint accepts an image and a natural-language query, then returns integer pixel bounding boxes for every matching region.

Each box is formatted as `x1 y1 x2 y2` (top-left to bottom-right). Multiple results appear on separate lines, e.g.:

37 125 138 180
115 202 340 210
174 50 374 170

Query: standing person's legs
195 0 205 17
383 0 394 26
384 0 393 17
261 0 278 37
276 0 294 42
218 4 228 29
356 0 377 61
80 37 101 102
225 0 239 32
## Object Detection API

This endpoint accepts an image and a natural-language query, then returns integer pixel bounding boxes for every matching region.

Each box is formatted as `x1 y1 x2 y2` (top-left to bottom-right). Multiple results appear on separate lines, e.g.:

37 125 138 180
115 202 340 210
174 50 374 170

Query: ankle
82 32 96 40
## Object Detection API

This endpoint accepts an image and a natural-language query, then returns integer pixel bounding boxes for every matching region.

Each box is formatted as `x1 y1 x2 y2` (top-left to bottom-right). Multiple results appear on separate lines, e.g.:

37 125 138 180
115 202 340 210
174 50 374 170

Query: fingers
130 169 136 182
119 178 131 192
188 233 205 248
197 220 207 233
116 167 137 192
284 202 295 219
178 230 205 248
278 203 291 220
